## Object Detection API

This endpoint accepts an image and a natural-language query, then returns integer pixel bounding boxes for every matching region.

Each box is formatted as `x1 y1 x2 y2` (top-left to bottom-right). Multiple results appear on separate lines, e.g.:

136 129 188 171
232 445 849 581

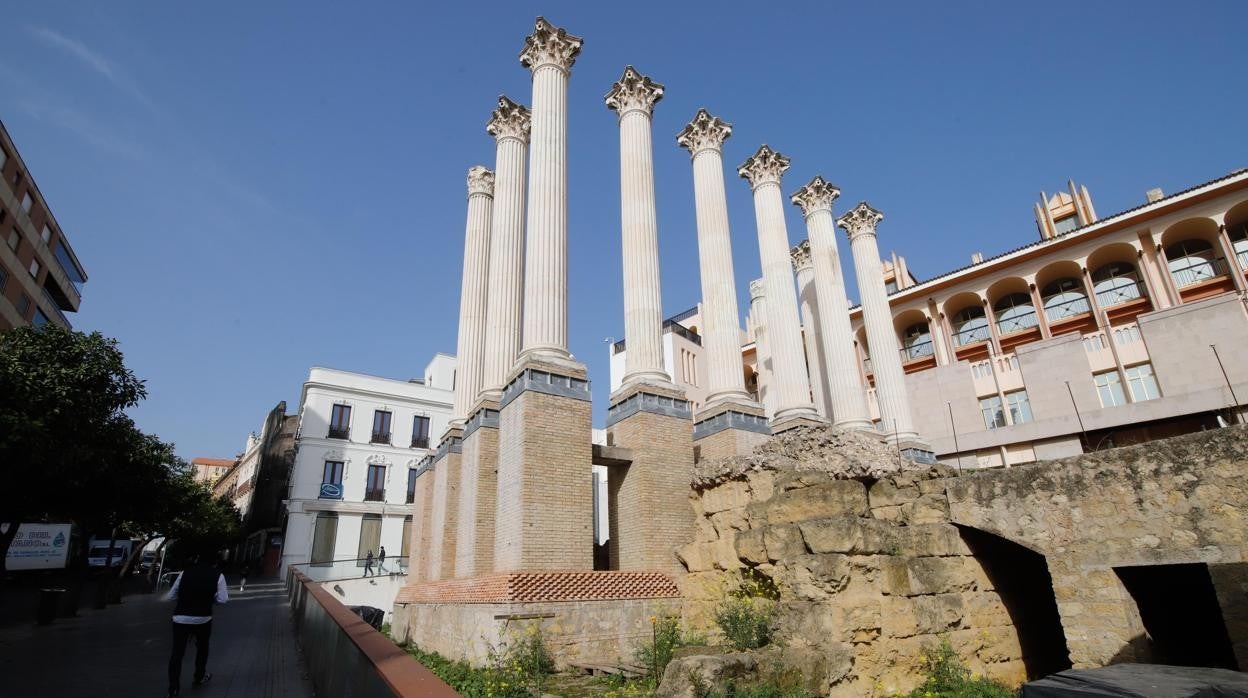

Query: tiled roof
192 457 236 467
395 570 680 604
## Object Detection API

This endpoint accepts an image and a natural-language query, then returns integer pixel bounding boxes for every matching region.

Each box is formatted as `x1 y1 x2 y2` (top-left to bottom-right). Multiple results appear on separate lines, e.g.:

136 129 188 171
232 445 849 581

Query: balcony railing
900 341 934 362
370 432 391 445
952 324 991 347
663 320 702 346
995 310 1039 335
1095 280 1146 308
411 436 430 449
326 426 350 440
1042 296 1091 323
1237 249 1248 272
1170 256 1229 288
364 487 386 502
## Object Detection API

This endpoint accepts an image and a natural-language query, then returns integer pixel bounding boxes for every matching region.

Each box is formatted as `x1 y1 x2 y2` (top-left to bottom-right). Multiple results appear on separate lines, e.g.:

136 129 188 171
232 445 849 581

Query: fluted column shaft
747 183 819 423
481 99 530 399
608 68 669 388
803 205 873 429
793 251 829 418
521 62 572 359
841 203 917 441
453 168 494 421
681 111 752 406
748 280 776 418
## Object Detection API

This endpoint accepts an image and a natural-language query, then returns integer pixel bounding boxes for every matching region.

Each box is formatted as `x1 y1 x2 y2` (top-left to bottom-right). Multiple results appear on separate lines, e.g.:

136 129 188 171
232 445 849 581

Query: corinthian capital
749 278 766 300
677 109 732 157
519 17 583 73
467 166 495 197
790 176 841 217
605 66 663 117
737 145 791 190
837 201 884 239
487 95 531 143
790 240 812 271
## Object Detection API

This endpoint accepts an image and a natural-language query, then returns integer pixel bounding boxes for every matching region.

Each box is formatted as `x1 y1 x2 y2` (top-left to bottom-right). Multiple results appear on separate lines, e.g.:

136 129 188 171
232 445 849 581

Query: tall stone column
519 17 582 364
838 202 922 446
606 66 672 392
748 278 776 419
791 242 829 419
494 18 593 573
791 177 873 430
456 98 530 579
452 166 495 424
678 110 768 457
738 146 823 431
480 97 531 402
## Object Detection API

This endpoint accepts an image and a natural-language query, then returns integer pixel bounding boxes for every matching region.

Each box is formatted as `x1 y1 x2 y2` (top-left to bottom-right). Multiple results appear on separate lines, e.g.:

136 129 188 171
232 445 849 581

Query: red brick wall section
395 570 680 604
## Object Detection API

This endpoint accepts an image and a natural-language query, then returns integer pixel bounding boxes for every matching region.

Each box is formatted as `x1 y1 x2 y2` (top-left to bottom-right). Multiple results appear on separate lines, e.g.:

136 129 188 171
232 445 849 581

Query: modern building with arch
611 168 1248 468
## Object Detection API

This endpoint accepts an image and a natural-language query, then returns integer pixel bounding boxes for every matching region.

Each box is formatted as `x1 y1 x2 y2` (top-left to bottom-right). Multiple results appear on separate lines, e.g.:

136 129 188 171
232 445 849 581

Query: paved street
0 577 313 698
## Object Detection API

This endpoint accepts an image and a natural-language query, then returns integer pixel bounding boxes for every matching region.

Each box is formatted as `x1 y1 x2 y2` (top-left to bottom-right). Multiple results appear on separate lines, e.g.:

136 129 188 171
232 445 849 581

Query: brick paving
0 576 312 698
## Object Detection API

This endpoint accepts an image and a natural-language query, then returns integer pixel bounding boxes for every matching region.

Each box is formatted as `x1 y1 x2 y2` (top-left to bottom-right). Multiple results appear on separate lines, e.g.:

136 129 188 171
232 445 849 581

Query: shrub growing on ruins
714 570 779 651
901 638 1016 698
636 615 706 684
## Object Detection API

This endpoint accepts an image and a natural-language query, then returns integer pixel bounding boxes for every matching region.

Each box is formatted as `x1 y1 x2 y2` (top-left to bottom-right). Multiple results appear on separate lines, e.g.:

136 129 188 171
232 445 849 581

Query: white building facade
282 357 455 572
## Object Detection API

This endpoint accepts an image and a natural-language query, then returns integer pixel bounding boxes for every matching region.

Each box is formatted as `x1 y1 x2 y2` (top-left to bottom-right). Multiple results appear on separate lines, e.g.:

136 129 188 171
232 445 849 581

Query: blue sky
2 2 1244 460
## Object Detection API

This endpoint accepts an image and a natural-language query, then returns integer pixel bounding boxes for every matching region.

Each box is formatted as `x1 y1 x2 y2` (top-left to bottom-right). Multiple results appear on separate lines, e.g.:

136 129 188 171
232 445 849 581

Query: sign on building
3 523 72 570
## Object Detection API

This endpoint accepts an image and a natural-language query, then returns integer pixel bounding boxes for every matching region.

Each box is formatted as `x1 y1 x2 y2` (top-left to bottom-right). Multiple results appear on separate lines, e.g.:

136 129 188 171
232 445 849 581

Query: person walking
165 548 228 697
363 549 375 578
377 546 387 575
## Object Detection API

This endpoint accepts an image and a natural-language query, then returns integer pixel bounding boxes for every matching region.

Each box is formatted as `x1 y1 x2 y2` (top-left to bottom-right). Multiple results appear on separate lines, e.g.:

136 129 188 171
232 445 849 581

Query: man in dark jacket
165 550 229 697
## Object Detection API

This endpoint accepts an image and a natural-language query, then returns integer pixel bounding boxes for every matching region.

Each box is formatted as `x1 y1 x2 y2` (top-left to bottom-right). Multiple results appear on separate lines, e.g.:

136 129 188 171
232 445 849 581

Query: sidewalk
0 576 313 698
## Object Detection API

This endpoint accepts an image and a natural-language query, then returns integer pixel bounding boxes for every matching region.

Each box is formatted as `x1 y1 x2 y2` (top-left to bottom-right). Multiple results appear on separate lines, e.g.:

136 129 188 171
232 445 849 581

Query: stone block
905 556 978 596
869 478 921 509
704 479 751 514
904 493 951 525
782 554 851 600
677 543 715 573
761 480 869 524
763 524 807 562
883 594 964 638
799 516 896 555
734 529 767 566
896 524 970 557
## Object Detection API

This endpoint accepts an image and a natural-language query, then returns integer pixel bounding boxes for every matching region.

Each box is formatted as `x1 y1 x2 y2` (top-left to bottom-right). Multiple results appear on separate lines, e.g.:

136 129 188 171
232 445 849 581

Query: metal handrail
952 324 991 347
995 309 1039 335
363 488 386 502
1170 256 1229 288
900 341 934 362
1094 280 1146 308
1042 295 1091 323
410 436 430 449
327 426 350 440
369 432 391 445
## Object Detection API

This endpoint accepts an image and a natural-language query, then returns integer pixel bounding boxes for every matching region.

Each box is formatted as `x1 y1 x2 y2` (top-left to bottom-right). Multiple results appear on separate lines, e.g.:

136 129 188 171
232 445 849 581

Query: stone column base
605 385 694 575
455 399 500 578
693 400 771 461
769 414 828 434
494 357 594 572
392 571 680 668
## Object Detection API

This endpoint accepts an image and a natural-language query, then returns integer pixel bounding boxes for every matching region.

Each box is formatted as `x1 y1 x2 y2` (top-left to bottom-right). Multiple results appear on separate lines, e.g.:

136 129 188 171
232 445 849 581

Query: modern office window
357 514 382 566
401 515 412 558
16 293 30 317
364 464 386 502
32 308 49 328
412 415 431 448
328 404 351 439
1125 363 1160 402
1094 370 1127 408
406 468 418 504
980 395 1006 429
28 258 40 279
0 148 6 169
40 225 51 244
20 192 32 214
371 410 392 444
0 264 7 293
319 460 344 499
6 228 18 252
310 512 338 566
53 242 86 293
1006 390 1033 425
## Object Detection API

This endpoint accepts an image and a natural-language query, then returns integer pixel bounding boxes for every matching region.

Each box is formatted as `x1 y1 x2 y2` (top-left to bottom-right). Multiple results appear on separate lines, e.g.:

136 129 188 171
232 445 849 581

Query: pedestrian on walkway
165 547 228 697
239 560 250 592
363 550 374 578
377 546 387 575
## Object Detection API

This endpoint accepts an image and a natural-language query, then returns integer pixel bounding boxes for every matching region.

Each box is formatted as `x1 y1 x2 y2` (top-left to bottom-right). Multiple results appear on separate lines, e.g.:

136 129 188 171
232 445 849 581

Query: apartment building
282 357 455 571
0 122 88 330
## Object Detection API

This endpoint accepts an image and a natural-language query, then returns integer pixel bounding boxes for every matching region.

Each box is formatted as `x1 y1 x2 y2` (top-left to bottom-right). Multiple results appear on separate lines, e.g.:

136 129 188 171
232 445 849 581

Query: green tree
0 325 146 570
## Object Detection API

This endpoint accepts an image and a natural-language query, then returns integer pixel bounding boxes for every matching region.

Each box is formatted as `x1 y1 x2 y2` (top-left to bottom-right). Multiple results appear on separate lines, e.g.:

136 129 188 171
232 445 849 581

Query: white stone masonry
452 166 494 422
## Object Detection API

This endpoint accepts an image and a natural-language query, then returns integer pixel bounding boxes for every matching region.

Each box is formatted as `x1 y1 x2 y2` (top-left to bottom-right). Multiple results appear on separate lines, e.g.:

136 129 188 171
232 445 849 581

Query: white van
86 538 133 568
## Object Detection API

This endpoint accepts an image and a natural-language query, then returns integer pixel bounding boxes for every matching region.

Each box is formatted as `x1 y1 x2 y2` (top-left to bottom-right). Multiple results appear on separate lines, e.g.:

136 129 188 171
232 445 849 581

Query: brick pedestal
405 460 436 584
692 399 771 461
455 399 501 578
426 426 464 580
494 357 594 571
605 384 695 575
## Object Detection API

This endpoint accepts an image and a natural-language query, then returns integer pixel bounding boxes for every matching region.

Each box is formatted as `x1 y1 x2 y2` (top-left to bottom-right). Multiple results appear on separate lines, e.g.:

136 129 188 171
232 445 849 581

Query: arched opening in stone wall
956 525 1072 679
1113 563 1239 670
